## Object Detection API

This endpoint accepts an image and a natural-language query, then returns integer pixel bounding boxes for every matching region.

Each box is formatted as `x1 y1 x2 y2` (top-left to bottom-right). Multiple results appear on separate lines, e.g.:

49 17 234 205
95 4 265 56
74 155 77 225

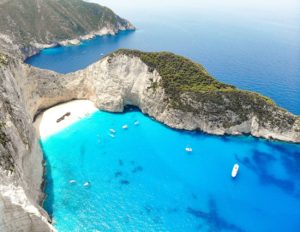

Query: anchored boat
185 147 193 152
231 164 239 178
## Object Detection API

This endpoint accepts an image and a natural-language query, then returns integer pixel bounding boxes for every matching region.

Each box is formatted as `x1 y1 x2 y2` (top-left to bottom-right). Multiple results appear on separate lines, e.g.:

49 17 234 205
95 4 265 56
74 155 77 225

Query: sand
34 100 98 140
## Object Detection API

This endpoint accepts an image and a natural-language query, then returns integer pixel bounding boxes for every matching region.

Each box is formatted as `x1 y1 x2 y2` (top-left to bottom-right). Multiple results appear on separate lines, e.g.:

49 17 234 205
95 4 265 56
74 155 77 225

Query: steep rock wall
0 60 54 231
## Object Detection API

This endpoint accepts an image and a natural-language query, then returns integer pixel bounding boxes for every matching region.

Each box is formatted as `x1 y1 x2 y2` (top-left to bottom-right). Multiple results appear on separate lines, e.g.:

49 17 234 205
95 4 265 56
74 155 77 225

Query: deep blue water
26 0 300 114
41 108 300 232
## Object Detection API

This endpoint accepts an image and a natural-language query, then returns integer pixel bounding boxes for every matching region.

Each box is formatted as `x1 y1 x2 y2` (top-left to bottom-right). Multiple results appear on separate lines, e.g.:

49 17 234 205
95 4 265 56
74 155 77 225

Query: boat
122 124 128 129
134 121 139 126
69 180 76 184
83 181 90 187
109 129 116 133
185 147 192 152
231 164 239 178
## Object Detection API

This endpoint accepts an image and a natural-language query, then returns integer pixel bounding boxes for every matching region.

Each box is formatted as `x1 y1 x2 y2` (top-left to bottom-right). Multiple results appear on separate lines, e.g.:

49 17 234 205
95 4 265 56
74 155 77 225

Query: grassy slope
0 0 132 45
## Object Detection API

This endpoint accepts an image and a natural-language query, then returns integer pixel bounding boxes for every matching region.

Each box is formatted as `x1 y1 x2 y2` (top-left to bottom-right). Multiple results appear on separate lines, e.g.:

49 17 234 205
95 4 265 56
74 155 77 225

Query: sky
87 0 300 28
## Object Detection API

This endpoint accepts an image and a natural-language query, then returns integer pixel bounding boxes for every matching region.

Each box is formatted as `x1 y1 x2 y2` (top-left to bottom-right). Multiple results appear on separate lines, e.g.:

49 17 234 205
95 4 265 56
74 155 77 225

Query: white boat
185 147 192 152
109 129 116 133
231 164 239 178
122 124 128 129
134 121 139 126
83 182 90 187
69 180 76 184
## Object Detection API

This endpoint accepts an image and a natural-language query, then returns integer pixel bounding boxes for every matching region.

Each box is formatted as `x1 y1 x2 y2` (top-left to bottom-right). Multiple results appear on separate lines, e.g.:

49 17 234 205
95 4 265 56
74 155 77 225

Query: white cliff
0 59 54 231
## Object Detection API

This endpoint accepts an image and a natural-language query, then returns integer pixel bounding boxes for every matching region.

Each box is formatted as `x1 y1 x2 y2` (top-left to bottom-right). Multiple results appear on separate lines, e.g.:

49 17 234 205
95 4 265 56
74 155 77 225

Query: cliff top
113 49 276 106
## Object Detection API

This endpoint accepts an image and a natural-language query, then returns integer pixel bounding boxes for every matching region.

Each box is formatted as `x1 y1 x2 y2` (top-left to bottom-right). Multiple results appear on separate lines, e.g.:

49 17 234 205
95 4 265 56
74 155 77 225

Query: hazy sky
87 0 300 27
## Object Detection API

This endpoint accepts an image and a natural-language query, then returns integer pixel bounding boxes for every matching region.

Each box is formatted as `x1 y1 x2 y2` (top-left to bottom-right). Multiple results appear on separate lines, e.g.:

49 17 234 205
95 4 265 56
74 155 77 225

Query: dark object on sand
56 112 71 123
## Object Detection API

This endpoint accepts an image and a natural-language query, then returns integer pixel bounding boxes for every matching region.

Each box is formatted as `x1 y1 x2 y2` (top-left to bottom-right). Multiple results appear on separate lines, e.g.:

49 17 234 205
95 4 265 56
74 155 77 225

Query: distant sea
26 0 300 114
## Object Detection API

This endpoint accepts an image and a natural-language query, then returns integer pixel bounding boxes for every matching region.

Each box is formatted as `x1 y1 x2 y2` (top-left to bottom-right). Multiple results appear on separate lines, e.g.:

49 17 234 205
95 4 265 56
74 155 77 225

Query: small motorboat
109 129 116 133
134 121 139 126
83 181 90 187
231 164 239 178
185 147 193 152
122 124 128 129
69 180 76 184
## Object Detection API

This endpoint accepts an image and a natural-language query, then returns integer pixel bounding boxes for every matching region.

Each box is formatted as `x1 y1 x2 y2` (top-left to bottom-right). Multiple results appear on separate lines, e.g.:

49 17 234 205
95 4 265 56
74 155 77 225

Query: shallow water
26 0 300 114
41 108 300 232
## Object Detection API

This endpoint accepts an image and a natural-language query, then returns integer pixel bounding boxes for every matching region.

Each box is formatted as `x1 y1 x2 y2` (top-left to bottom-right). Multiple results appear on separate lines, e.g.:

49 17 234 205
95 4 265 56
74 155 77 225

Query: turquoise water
41 107 300 232
26 0 300 114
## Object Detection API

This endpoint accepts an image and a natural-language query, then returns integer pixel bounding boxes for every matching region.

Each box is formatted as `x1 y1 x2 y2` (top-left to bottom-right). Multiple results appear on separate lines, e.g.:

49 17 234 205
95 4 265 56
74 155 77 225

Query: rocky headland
0 0 299 231
0 0 135 59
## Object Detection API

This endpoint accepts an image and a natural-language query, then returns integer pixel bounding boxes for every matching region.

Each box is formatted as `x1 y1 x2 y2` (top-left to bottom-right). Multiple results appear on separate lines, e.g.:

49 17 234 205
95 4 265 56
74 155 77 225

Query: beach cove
39 100 300 232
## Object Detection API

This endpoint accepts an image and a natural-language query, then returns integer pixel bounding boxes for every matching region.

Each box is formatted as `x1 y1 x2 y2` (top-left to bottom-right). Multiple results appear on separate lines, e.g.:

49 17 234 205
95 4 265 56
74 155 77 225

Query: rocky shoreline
26 25 135 60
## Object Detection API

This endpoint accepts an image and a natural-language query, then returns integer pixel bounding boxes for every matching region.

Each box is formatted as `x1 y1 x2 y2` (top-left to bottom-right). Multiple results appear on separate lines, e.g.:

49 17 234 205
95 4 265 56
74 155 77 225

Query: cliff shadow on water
39 140 55 219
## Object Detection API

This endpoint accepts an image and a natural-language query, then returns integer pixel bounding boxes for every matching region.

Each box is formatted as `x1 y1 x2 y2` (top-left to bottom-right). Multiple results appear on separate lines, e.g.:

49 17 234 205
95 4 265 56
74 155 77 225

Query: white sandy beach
34 100 98 139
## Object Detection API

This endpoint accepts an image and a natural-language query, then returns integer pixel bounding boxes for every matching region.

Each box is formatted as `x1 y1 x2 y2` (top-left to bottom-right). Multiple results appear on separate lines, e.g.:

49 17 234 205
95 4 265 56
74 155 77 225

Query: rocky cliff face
0 58 54 231
0 0 135 59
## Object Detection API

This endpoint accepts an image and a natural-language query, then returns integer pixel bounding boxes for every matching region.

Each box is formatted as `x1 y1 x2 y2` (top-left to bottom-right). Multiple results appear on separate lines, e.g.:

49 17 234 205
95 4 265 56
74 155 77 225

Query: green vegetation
116 49 235 96
0 0 133 45
0 122 8 146
0 53 8 65
0 121 14 172
114 49 275 106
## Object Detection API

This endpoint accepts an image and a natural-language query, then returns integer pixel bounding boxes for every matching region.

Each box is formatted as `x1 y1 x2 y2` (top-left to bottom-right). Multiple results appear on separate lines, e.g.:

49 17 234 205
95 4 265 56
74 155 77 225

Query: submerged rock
120 180 130 185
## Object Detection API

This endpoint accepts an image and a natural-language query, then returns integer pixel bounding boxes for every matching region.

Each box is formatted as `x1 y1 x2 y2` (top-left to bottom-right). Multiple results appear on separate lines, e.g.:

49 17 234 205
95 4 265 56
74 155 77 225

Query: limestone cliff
0 58 54 231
